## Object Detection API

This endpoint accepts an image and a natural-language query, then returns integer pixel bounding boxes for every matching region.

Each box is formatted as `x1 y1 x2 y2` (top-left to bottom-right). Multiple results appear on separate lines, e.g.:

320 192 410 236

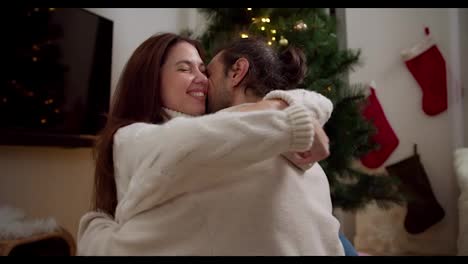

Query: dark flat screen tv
1 8 113 147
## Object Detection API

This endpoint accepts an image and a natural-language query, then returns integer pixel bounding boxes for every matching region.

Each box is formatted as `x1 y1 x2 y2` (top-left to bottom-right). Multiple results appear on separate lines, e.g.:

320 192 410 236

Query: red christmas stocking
401 27 447 116
360 85 399 169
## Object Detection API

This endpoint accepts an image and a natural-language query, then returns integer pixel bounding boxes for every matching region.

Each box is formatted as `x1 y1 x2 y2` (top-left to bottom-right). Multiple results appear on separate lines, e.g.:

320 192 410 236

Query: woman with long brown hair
90 33 209 218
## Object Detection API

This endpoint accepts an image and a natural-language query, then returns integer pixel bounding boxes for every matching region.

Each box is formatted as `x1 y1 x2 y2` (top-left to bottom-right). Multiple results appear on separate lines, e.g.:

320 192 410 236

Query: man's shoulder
217 103 257 113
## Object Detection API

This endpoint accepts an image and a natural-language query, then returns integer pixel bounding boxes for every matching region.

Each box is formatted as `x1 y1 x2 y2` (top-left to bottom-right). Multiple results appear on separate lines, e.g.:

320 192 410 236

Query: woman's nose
194 70 208 84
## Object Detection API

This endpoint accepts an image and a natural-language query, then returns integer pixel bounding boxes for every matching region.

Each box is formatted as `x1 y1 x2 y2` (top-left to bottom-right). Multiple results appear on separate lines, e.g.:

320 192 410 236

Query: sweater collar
162 107 194 121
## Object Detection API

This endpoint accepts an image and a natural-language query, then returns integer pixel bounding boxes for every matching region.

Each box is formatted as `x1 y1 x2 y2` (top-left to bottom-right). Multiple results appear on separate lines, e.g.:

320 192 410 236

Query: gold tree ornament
279 36 288 46
294 20 308 31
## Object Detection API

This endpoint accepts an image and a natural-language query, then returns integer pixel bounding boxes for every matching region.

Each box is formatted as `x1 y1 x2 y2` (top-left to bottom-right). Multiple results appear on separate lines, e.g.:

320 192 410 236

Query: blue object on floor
339 231 358 256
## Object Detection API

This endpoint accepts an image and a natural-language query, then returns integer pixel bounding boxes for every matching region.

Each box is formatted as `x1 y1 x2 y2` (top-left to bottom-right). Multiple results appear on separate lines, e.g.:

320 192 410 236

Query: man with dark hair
200 38 346 255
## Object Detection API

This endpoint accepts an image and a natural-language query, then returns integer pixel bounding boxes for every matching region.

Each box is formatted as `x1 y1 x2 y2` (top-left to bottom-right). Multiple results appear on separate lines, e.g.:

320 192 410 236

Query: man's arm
263 89 333 126
263 89 334 169
232 98 331 168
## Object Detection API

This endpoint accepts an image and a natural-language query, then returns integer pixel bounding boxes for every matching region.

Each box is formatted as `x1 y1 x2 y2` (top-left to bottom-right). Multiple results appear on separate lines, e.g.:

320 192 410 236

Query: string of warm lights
237 8 334 94
3 7 62 126
239 8 309 47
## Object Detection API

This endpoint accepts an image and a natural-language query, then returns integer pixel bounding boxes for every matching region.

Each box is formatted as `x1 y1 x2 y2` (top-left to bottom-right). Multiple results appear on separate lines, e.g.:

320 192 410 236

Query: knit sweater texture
77 101 344 256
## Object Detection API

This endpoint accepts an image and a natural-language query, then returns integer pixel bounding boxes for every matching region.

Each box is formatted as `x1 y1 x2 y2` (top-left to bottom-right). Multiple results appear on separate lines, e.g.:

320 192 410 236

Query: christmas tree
191 8 405 211
2 8 67 132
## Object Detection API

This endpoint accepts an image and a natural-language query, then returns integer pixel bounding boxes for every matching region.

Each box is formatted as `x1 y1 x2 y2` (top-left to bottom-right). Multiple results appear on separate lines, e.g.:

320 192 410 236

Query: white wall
83 8 188 95
447 8 466 150
0 146 94 239
0 8 190 240
460 8 468 147
345 8 460 255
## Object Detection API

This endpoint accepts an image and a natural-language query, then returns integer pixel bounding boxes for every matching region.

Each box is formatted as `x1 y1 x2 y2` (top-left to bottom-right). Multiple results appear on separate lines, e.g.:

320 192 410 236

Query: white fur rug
0 206 59 240
351 159 453 255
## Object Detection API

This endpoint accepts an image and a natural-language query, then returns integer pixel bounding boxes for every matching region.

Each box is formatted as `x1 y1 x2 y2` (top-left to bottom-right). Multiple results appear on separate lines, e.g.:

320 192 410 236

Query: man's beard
206 87 232 114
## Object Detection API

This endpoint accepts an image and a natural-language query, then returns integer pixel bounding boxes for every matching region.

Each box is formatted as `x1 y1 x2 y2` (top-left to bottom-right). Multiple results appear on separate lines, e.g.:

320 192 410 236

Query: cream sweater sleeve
113 104 314 223
77 105 314 255
263 89 333 127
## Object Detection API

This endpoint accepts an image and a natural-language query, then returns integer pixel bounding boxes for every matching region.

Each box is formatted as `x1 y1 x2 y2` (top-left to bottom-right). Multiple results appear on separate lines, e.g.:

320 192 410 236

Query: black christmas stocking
385 144 445 234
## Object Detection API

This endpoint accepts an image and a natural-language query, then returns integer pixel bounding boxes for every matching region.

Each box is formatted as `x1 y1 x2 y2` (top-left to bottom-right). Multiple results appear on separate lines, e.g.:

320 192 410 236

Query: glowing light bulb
279 36 288 46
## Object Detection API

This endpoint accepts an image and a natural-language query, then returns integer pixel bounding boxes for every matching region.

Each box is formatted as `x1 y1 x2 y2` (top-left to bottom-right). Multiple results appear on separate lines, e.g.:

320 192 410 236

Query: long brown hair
92 33 206 217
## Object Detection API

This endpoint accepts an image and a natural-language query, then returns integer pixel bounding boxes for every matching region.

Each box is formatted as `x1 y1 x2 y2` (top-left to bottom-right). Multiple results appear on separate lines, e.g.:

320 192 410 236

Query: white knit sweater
77 102 344 256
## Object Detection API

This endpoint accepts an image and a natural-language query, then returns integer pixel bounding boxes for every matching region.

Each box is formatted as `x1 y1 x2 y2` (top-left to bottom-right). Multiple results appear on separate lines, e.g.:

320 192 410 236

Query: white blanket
455 148 468 256
0 206 58 240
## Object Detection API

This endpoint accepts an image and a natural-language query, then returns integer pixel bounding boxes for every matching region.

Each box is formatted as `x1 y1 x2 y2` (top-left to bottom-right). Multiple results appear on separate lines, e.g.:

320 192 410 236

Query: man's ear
229 58 249 88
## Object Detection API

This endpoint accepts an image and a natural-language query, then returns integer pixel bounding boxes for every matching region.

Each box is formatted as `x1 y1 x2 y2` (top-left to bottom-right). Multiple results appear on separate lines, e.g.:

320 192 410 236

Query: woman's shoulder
114 122 158 145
